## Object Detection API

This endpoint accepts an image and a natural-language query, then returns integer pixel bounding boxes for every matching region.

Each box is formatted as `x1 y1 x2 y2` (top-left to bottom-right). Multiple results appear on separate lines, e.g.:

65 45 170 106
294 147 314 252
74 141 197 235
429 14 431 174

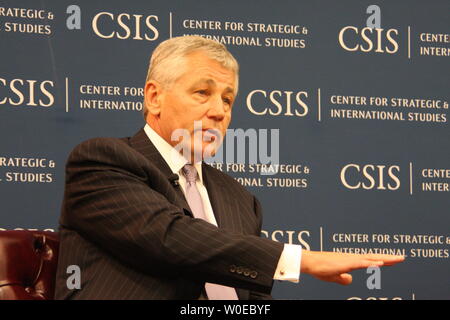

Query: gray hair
143 35 239 118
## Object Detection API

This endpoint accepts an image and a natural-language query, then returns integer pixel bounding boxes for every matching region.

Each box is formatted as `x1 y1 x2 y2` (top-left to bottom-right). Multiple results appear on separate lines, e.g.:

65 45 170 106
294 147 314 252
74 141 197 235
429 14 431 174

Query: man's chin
189 144 217 163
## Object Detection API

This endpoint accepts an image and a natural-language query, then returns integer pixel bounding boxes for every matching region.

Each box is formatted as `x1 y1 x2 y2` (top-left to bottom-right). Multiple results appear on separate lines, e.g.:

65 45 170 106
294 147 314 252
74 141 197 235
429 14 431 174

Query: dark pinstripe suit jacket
54 128 284 300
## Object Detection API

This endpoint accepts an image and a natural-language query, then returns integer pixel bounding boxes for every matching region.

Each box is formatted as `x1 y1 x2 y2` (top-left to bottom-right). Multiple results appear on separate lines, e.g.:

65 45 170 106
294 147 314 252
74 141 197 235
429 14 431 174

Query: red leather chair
0 230 59 300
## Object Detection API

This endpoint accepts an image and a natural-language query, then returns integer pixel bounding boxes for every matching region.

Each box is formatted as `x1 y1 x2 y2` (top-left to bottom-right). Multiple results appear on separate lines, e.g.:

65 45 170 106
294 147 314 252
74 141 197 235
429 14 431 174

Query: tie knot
182 164 198 183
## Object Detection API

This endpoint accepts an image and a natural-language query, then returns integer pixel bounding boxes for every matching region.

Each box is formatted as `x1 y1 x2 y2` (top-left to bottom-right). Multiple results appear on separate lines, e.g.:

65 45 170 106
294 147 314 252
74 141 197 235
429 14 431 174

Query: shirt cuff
273 244 302 283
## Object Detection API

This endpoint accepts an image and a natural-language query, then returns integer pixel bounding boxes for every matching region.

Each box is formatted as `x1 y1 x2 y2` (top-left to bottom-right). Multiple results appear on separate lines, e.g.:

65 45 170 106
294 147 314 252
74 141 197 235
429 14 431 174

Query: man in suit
55 36 404 300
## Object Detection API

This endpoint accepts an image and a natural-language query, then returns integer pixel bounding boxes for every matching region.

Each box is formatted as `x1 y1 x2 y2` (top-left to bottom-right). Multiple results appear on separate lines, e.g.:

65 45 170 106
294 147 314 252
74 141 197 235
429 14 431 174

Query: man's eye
196 90 208 95
223 98 231 105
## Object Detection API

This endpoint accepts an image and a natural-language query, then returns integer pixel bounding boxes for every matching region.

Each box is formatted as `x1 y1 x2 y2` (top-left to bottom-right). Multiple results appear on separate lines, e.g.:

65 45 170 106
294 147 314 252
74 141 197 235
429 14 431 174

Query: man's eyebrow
191 78 235 95
223 87 235 95
190 78 216 88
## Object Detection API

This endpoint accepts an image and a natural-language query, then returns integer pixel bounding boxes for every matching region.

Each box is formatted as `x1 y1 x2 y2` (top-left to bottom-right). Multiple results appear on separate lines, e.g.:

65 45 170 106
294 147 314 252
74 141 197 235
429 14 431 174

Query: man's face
145 50 237 163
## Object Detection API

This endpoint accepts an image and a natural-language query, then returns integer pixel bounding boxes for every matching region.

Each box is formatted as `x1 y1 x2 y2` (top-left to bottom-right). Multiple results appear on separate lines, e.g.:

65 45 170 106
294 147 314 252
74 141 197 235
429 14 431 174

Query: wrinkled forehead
178 51 239 93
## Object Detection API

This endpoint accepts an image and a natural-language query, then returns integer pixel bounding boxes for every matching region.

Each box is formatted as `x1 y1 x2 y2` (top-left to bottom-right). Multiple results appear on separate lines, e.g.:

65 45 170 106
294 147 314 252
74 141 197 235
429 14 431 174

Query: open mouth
194 128 222 142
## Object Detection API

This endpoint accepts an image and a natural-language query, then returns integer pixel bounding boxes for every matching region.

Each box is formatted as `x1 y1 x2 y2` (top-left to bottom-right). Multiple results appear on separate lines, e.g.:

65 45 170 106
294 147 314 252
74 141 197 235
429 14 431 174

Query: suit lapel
202 164 244 235
128 129 244 232
129 128 172 174
129 128 192 216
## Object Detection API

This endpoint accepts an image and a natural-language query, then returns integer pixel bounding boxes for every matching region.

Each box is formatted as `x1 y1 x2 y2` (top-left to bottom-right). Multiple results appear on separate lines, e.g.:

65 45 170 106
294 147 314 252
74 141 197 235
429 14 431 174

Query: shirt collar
144 124 203 182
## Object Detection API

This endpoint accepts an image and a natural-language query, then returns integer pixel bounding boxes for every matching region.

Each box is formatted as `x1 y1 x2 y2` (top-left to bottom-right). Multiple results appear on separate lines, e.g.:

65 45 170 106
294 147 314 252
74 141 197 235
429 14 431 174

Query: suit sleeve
249 196 276 300
61 138 284 294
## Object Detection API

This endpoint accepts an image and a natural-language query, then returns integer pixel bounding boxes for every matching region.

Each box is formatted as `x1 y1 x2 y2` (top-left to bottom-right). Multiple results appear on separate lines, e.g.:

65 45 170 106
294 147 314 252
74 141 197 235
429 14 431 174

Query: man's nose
206 95 226 120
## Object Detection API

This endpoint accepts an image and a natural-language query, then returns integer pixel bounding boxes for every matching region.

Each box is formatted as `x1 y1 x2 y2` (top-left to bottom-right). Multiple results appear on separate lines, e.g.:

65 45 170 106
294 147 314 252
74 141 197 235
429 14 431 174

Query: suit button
230 265 237 273
243 269 250 277
250 271 258 279
236 266 243 275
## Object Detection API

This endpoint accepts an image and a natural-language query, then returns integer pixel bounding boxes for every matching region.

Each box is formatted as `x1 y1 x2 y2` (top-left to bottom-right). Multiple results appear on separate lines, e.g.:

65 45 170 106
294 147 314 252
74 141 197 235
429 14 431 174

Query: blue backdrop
1 0 449 299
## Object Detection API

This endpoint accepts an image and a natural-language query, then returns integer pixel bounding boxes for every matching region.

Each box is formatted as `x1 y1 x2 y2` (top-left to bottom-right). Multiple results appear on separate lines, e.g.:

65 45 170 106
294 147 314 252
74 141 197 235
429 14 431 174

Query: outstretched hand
301 250 405 285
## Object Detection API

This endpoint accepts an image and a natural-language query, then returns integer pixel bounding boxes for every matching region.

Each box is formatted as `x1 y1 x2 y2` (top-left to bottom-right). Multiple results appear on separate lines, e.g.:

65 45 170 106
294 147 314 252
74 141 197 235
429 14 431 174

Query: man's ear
144 80 164 117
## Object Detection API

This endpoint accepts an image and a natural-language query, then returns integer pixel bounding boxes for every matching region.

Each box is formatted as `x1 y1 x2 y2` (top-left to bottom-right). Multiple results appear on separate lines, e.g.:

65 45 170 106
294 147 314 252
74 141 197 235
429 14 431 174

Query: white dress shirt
144 124 301 283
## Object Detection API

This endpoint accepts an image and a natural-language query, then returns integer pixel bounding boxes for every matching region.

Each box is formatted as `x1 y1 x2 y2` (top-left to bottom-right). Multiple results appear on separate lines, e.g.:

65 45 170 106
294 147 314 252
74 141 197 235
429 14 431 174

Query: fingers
350 256 404 271
364 254 405 264
368 255 405 267
306 251 406 286
348 259 383 272
382 255 405 265
304 251 405 283
363 260 384 269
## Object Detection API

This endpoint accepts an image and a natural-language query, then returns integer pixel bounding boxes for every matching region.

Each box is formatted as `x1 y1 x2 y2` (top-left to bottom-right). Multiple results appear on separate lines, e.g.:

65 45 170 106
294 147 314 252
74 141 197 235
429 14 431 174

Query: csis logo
0 77 54 107
246 89 309 117
340 164 401 191
65 5 159 41
338 5 400 54
261 230 311 250
92 12 159 41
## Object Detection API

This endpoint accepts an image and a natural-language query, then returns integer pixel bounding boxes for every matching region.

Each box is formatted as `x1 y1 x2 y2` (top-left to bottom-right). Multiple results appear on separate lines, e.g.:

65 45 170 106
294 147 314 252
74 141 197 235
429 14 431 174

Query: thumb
338 273 353 285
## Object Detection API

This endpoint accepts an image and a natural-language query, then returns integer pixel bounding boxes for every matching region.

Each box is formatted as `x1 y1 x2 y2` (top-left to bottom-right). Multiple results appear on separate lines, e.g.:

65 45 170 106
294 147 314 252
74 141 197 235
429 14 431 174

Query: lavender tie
182 164 239 300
